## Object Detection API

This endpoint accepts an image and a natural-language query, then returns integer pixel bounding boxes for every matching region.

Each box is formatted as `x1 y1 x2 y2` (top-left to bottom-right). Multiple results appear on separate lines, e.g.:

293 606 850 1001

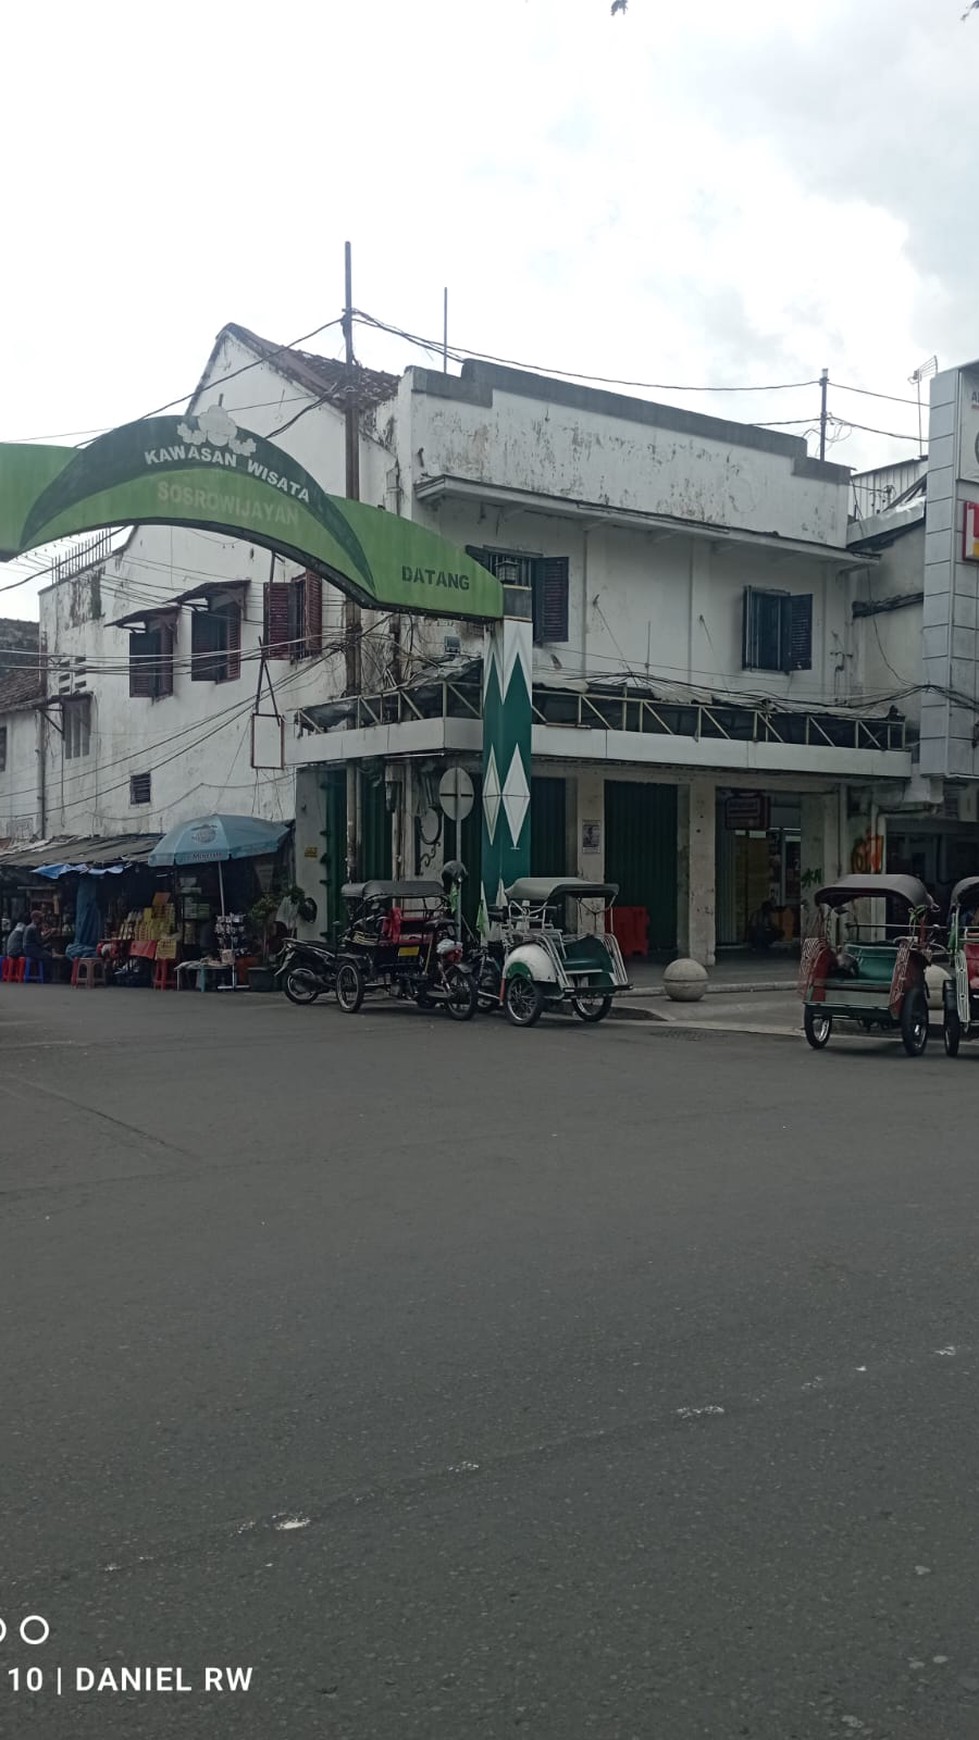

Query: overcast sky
1 0 973 616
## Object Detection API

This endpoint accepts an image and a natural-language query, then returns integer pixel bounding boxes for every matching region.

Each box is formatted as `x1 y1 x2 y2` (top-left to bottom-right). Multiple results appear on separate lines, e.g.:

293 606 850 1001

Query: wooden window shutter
156 622 175 697
742 587 756 669
786 594 813 671
191 610 220 680
129 630 157 698
263 582 292 658
535 557 569 644
224 603 242 682
303 571 323 656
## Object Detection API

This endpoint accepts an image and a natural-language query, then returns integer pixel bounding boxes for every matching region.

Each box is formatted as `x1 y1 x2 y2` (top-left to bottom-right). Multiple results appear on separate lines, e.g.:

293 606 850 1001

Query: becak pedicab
799 873 938 1055
498 878 631 1028
941 875 979 1056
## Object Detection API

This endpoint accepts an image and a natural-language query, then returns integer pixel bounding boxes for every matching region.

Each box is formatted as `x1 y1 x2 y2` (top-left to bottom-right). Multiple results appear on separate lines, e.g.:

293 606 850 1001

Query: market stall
147 814 291 991
0 832 164 979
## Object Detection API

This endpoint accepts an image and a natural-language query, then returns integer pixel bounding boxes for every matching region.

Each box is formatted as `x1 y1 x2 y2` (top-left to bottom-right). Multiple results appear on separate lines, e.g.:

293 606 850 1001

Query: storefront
146 814 294 989
0 833 165 974
715 792 801 948
0 819 295 987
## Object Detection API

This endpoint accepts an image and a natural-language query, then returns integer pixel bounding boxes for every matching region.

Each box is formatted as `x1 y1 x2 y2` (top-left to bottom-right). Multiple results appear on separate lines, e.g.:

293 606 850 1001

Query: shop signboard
723 793 770 832
0 409 503 622
963 501 979 563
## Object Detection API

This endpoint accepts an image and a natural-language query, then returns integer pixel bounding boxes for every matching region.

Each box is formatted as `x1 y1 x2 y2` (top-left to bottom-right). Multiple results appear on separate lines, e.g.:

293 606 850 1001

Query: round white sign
438 766 475 823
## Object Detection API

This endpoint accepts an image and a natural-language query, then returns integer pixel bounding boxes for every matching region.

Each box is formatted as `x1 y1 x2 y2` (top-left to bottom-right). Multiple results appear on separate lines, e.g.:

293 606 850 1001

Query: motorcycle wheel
803 1007 832 1049
476 961 502 1011
444 968 478 1022
572 993 613 1023
504 975 545 1028
335 960 366 1014
900 984 929 1057
283 967 322 1006
944 1011 962 1057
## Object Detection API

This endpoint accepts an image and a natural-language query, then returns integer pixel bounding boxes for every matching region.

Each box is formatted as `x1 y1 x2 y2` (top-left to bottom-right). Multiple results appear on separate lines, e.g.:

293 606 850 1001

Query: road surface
1 986 978 1738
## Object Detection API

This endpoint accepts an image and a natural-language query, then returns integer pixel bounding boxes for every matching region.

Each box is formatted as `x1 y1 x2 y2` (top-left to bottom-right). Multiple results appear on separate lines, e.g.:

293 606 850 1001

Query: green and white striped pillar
480 574 533 931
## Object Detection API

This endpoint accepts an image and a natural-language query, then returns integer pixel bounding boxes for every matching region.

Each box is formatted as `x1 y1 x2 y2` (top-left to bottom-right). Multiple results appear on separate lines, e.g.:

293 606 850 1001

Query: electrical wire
826 416 923 444
352 309 821 396
0 615 396 807
832 382 923 409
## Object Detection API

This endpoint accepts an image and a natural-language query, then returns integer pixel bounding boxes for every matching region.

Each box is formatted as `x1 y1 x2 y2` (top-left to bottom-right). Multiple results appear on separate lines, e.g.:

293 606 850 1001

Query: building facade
291 360 915 958
1 326 938 959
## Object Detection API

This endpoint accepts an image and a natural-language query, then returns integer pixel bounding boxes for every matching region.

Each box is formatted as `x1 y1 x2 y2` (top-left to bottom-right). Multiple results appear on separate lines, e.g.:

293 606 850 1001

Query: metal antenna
908 356 938 458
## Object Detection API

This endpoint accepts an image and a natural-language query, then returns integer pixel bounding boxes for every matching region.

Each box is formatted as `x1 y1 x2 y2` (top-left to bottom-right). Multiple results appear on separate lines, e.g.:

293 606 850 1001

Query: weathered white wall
402 363 850 546
38 332 398 839
0 708 40 839
420 492 853 707
850 524 924 725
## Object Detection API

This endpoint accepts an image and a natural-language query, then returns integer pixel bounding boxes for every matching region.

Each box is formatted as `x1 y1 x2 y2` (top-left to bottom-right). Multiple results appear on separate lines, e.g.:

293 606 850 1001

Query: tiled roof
220 324 401 416
0 667 42 712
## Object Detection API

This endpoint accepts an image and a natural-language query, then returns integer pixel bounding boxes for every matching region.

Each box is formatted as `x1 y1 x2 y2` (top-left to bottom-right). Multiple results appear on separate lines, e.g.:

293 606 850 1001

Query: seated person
5 917 25 959
22 910 52 963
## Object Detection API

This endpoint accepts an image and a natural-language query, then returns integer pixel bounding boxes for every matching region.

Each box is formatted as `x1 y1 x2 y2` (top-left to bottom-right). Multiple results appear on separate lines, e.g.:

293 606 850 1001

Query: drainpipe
36 707 46 837
582 527 590 678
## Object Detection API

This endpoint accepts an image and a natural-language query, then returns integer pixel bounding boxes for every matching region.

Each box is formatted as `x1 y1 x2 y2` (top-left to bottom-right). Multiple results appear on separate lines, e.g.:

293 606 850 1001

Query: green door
361 769 392 882
319 769 347 942
604 781 677 953
531 777 568 877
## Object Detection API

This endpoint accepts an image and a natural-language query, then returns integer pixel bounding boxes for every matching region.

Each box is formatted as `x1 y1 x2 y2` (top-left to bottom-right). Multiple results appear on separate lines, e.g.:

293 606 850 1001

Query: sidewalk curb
620 979 795 1000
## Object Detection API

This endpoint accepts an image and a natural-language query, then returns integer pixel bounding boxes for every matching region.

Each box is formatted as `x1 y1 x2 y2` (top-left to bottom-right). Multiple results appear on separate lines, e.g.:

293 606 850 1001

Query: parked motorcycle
275 937 337 1005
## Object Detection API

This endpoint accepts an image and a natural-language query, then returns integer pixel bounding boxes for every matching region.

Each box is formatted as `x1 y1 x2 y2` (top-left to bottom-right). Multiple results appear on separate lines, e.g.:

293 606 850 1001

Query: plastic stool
1 955 18 982
21 958 47 983
152 957 177 990
71 956 107 988
13 957 26 983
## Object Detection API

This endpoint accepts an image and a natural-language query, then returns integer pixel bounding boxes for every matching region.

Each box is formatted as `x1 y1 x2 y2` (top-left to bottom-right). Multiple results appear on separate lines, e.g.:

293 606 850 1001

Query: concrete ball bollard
663 958 709 1002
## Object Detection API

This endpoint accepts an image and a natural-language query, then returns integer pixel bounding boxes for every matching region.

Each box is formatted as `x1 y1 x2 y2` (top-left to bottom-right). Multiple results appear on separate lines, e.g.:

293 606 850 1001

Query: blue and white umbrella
148 814 289 913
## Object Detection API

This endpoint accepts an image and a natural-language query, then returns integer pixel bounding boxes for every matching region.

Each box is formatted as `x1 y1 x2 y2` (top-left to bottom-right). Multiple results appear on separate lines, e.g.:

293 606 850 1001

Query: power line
832 381 922 409
352 308 821 395
827 416 922 444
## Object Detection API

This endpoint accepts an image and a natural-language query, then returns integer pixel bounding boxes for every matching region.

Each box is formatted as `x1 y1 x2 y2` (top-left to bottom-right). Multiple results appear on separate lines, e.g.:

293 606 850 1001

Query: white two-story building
0 323 922 959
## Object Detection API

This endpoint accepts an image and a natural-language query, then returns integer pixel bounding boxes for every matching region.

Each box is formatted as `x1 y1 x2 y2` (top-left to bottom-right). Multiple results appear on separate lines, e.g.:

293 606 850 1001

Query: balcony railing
299 674 914 756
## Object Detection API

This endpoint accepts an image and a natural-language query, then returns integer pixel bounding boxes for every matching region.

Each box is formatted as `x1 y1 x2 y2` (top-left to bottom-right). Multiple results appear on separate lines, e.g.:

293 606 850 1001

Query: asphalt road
2 986 979 1740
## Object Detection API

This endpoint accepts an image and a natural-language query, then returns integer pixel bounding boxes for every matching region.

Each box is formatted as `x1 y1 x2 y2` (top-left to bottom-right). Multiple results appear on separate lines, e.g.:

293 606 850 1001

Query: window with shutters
0 725 6 773
263 572 323 661
129 620 175 699
129 772 151 806
742 588 813 673
190 601 242 683
465 548 570 645
63 695 92 760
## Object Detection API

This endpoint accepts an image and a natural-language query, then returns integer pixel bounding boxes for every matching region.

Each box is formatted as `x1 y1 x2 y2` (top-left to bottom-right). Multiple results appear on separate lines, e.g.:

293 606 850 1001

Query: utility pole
343 241 361 881
818 367 829 462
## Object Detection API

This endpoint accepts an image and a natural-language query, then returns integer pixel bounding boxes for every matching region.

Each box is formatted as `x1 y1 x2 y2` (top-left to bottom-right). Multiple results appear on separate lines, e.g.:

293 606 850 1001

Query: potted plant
246 892 281 992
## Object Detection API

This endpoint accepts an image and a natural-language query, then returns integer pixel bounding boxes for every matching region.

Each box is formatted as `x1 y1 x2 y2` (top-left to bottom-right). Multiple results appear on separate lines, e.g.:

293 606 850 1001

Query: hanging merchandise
215 912 249 959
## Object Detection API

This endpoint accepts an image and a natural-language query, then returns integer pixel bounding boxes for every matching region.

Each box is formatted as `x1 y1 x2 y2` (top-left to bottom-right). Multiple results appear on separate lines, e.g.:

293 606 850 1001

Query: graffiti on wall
850 830 884 875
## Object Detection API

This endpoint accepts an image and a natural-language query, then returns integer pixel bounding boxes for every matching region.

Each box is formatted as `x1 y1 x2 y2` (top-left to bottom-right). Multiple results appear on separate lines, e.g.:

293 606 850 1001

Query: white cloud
1 0 971 616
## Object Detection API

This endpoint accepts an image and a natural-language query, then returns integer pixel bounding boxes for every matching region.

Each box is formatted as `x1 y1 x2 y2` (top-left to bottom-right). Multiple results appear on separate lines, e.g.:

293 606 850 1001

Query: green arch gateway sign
0 407 503 621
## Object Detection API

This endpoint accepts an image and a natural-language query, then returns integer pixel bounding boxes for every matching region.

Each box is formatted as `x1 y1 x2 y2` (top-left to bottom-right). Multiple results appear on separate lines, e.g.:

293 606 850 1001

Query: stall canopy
147 814 289 867
148 814 290 922
0 832 162 877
